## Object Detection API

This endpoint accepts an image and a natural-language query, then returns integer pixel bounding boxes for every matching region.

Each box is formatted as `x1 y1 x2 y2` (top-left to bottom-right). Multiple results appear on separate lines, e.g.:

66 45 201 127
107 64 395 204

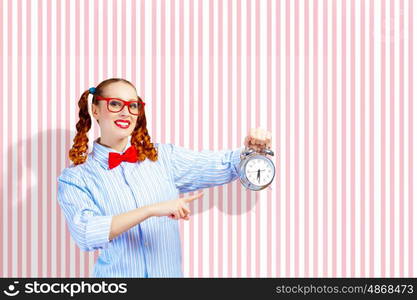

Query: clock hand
247 169 266 173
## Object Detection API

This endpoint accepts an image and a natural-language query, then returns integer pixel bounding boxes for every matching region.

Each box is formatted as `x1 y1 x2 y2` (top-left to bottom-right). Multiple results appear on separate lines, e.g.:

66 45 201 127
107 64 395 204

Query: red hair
68 78 158 165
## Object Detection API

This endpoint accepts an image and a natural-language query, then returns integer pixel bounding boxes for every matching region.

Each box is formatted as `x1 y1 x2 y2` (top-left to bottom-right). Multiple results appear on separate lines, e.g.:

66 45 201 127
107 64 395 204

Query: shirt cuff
85 215 113 250
231 147 244 177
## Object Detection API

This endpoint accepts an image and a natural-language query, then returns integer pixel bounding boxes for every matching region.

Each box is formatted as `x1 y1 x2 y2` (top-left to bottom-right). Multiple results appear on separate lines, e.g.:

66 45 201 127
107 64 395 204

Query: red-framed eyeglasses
95 96 146 116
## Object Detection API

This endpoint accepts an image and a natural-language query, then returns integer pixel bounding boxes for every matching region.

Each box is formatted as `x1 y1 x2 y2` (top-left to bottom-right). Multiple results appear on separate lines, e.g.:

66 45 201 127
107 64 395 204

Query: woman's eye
130 103 138 109
110 100 122 107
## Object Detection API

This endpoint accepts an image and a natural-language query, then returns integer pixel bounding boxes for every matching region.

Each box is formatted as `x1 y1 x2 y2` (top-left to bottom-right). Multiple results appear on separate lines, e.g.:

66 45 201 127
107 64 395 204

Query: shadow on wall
2 128 78 275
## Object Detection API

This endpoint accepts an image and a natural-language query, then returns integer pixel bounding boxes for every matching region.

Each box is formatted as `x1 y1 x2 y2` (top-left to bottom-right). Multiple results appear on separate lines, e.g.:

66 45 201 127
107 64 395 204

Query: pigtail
69 90 92 165
131 112 158 162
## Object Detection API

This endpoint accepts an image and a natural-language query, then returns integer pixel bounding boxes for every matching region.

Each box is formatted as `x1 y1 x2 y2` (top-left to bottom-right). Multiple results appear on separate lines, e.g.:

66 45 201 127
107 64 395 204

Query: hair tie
89 87 96 94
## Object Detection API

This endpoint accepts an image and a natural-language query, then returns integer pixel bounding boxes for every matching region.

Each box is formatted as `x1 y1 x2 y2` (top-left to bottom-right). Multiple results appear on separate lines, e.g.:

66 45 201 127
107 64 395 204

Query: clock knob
263 149 274 156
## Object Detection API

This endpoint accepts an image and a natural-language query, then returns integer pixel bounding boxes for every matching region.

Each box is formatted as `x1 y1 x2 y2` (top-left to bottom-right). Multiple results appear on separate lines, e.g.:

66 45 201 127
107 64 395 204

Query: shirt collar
92 136 132 170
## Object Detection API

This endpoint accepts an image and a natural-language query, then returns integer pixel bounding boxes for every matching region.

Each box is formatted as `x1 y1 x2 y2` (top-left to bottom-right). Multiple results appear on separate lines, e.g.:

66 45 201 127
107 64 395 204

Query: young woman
57 78 271 277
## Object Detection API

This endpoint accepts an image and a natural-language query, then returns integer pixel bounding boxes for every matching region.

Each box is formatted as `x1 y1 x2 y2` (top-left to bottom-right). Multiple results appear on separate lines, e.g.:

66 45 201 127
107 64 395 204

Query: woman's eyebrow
111 96 139 101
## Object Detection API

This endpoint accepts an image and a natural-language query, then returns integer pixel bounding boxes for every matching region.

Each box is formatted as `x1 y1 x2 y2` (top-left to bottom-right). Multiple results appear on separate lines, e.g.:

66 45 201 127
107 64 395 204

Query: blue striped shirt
57 136 243 277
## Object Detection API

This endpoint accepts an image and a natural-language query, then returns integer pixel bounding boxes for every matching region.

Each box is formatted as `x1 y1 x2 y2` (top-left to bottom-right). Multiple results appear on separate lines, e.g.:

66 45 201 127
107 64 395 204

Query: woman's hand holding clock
244 127 272 152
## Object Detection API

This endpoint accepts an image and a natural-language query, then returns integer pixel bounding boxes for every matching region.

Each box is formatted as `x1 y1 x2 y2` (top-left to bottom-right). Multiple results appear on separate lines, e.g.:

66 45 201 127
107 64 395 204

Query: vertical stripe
380 0 387 277
275 0 281 278
168 0 175 271
131 0 137 85
178 0 185 274
188 0 195 278
246 0 252 277
197 0 203 277
161 0 166 144
285 0 290 277
74 0 81 278
303 0 309 277
56 0 62 277
312 0 318 277
360 0 365 277
369 0 375 278
92 0 100 267
389 0 395 277
407 0 415 277
227 0 233 278
217 0 223 277
83 0 91 277
322 0 328 277
341 0 347 278
255 0 260 278
17 0 23 277
294 0 300 278
169 0 175 148
37 0 43 277
89 0 94 274
140 0 145 96
350 0 356 277
152 0 157 139
266 0 272 278
331 0 337 277
398 0 405 278
208 0 214 277
0 0 3 279
112 0 117 77
168 0 178 272
236 0 242 278
65 0 71 277
6 0 10 276
26 0 32 277
121 0 127 77
7 0 12 276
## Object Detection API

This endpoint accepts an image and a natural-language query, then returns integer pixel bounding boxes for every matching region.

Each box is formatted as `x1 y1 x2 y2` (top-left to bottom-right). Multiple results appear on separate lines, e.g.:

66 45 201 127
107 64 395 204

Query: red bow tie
108 145 138 169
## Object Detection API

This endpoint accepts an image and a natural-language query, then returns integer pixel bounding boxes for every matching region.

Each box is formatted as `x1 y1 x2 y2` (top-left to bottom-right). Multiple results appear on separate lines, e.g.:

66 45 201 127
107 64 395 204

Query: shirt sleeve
165 143 244 194
57 168 113 252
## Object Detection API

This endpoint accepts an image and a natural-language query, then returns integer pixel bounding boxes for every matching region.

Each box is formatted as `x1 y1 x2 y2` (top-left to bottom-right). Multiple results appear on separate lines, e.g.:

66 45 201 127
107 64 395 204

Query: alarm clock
238 147 275 191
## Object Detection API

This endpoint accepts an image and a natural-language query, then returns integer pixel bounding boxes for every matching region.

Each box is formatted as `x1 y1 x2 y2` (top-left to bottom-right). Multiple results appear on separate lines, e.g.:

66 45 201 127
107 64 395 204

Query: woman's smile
114 119 131 129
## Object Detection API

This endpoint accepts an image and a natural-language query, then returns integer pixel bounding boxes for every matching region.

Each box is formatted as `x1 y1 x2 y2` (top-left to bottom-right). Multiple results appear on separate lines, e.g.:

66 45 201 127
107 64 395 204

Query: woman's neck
97 136 129 153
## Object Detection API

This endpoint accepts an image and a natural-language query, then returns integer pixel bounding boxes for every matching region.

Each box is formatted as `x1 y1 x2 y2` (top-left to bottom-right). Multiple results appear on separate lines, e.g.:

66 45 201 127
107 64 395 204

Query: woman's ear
92 103 99 120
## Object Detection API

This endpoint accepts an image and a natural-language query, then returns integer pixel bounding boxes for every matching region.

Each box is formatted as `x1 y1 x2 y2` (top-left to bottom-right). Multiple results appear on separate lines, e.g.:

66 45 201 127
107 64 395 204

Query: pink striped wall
0 0 415 277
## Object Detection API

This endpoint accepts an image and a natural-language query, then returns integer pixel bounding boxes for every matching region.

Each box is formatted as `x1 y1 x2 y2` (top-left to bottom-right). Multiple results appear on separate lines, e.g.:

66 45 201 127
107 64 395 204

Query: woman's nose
120 105 130 115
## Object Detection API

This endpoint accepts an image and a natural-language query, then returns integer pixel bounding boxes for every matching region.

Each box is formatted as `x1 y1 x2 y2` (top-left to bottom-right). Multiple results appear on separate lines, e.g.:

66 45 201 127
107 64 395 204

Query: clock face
244 157 275 186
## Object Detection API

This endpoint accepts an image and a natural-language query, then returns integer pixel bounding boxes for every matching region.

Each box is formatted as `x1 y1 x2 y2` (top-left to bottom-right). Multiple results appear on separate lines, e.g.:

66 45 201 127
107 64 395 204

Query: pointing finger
184 192 204 203
178 207 185 218
180 206 190 217
182 206 191 215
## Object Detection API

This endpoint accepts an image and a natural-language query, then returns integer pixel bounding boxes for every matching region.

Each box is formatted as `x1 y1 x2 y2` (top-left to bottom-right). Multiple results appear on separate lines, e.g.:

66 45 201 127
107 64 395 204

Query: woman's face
92 82 140 140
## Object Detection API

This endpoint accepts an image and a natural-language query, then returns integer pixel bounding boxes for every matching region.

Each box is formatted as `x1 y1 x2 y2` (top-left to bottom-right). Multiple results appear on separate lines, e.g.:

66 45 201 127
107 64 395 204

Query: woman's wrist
142 204 154 218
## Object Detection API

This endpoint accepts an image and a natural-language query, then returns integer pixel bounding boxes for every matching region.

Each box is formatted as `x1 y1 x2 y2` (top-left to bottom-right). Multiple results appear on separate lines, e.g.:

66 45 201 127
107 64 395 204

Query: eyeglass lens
108 99 142 115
